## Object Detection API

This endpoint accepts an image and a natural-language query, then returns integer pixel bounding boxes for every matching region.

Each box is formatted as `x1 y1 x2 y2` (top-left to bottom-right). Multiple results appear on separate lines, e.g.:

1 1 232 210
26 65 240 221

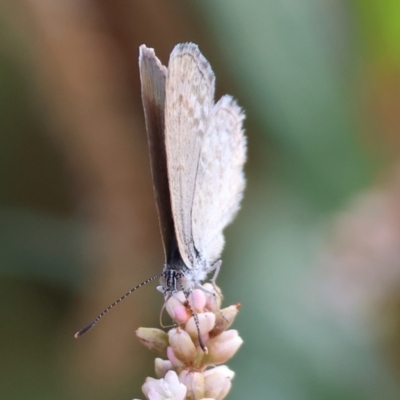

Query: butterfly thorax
160 255 208 296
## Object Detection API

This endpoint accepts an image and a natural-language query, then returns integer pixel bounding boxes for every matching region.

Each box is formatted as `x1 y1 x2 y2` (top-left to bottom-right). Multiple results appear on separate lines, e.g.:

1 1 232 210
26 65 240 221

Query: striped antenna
185 290 208 353
74 273 163 338
177 276 208 354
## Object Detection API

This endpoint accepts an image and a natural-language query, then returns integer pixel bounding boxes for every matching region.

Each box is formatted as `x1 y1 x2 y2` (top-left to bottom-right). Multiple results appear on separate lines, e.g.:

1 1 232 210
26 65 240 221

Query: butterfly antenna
74 273 162 338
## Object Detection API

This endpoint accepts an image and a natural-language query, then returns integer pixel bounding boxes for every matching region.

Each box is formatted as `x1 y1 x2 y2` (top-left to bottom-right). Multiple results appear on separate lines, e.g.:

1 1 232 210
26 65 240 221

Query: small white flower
142 370 187 400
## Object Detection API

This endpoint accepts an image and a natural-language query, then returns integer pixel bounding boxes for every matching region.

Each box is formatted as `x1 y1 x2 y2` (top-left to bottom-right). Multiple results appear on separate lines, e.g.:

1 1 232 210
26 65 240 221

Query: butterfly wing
192 95 246 265
139 45 178 263
164 43 215 268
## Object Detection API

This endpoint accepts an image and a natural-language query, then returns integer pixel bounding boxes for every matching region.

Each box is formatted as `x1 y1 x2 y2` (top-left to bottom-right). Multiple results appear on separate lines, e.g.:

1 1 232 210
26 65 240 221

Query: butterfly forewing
164 43 216 268
139 46 177 263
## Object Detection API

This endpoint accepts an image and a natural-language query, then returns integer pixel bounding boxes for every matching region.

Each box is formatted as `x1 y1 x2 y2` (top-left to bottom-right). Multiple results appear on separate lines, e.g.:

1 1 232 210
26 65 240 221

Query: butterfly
75 43 246 352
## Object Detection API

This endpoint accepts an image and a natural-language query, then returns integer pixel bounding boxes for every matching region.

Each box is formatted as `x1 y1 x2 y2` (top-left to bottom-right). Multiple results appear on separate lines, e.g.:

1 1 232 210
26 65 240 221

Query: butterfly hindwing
192 95 246 266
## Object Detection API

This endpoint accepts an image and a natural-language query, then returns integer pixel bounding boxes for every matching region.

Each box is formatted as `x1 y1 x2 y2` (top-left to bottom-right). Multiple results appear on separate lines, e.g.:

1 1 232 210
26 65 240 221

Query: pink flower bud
136 328 169 356
179 370 205 400
203 366 235 400
154 358 173 378
205 330 243 365
185 312 216 341
167 346 185 369
188 289 207 312
166 293 191 324
168 328 196 363
203 283 223 310
210 304 240 337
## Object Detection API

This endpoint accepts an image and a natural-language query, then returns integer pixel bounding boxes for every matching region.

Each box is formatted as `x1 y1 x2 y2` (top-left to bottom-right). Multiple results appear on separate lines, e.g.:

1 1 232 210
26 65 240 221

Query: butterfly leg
195 284 215 295
193 259 223 298
210 260 222 284
210 260 223 298
208 260 230 322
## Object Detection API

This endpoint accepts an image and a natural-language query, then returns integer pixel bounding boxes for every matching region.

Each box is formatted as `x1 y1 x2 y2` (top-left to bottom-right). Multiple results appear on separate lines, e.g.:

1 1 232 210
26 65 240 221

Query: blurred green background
1 1 400 399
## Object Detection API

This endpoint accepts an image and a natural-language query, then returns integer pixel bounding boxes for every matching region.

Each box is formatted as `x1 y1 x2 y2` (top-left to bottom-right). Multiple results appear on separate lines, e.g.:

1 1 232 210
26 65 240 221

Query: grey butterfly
75 43 246 350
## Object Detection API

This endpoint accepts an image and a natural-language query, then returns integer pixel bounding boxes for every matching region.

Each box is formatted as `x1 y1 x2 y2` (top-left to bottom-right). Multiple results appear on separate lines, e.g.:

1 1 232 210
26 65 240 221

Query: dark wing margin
139 45 176 263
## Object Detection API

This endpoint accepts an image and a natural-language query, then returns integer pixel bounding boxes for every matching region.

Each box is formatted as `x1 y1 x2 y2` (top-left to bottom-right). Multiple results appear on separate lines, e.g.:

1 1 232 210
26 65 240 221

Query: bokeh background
1 1 400 399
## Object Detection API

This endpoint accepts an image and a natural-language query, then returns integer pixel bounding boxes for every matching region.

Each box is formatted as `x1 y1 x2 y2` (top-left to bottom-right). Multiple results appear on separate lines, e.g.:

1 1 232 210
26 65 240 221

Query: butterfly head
159 269 185 297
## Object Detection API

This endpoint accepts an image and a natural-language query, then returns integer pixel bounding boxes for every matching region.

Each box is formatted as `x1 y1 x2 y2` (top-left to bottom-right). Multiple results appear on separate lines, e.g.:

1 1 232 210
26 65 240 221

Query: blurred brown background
1 1 400 399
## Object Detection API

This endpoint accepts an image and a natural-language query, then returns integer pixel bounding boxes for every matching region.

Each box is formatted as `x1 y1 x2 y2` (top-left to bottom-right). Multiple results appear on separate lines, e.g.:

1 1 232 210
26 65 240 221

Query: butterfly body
140 43 246 299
